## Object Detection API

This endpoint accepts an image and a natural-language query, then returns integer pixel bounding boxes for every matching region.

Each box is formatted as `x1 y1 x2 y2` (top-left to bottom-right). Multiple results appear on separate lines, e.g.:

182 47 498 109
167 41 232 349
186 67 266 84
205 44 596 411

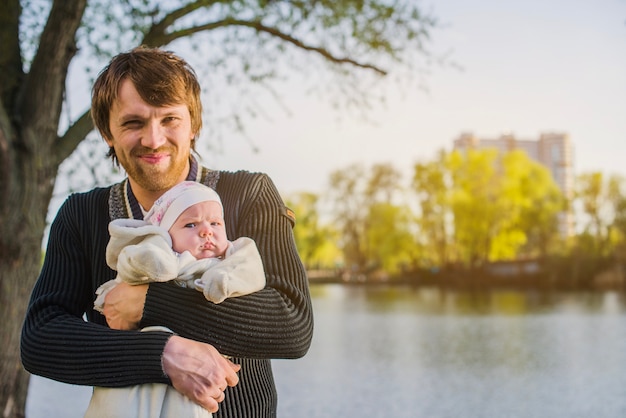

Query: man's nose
141 120 167 149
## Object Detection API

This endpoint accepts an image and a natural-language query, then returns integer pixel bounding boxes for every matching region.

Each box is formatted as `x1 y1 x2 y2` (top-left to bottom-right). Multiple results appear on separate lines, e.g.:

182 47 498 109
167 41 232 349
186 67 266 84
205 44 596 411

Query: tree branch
144 17 387 75
55 110 95 165
0 0 23 111
141 0 219 46
19 0 87 153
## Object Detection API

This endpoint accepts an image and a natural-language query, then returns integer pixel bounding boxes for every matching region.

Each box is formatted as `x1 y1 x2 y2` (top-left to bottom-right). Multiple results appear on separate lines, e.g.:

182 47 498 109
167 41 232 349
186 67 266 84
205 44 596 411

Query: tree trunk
0 193 48 417
0 95 60 415
0 1 86 415
0 110 54 417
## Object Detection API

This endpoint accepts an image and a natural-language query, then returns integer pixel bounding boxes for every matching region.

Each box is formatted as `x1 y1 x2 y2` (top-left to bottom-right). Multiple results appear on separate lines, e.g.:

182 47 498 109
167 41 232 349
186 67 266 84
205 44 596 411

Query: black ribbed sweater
21 167 314 418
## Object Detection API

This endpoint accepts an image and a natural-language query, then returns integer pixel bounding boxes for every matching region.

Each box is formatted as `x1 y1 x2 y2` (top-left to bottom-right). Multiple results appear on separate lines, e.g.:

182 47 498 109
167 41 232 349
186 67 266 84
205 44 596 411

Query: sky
194 0 626 197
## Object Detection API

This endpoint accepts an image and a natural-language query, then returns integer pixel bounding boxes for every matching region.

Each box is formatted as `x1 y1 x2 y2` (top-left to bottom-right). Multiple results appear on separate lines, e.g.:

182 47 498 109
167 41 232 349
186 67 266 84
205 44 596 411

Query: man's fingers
163 336 240 411
102 282 148 330
225 360 241 386
201 386 226 412
203 398 220 413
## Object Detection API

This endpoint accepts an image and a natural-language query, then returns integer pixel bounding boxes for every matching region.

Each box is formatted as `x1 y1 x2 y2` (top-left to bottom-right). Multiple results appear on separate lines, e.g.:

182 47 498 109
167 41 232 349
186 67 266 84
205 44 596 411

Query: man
21 46 313 417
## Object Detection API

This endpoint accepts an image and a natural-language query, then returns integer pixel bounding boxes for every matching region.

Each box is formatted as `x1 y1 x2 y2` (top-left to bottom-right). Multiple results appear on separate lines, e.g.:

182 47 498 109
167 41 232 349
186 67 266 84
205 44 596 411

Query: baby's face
169 201 229 259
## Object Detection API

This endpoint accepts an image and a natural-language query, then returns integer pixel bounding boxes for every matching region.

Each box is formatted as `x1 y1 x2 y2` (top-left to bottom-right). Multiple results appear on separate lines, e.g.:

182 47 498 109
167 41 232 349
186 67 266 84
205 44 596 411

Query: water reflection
311 284 626 316
274 285 626 418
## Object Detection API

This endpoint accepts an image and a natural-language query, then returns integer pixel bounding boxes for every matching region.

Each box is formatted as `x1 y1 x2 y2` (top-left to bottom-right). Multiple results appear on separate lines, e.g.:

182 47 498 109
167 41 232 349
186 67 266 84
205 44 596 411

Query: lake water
26 284 626 417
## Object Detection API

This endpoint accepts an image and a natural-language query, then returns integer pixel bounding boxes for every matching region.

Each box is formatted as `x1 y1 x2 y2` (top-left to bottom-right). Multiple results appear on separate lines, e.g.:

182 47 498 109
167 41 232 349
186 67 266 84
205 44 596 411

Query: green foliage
290 150 626 280
327 162 411 274
285 192 341 270
446 149 504 267
411 150 451 268
575 171 626 256
327 163 370 271
320 149 565 275
510 151 565 257
364 202 414 274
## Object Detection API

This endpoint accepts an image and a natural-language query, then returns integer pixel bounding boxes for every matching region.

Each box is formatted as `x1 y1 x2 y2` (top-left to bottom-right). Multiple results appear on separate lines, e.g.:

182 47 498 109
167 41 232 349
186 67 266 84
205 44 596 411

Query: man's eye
123 120 142 128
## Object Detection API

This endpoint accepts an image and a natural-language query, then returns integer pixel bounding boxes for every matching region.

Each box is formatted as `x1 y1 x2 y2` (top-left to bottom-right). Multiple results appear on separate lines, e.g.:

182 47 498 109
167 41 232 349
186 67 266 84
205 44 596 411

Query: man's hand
103 282 148 330
163 335 241 413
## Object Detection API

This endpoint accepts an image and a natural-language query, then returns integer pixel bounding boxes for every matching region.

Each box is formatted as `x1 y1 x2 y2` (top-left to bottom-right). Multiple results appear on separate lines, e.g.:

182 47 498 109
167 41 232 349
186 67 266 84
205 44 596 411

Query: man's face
107 79 194 194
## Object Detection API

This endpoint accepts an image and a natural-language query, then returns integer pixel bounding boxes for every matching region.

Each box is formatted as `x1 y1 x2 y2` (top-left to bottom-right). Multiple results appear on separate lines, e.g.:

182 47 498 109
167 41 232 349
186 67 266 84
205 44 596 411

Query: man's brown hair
91 46 202 162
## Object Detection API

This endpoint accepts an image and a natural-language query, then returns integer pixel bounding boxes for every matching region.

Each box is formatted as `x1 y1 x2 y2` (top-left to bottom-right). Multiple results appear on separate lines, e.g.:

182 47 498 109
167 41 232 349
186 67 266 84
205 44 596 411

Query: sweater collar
110 155 205 221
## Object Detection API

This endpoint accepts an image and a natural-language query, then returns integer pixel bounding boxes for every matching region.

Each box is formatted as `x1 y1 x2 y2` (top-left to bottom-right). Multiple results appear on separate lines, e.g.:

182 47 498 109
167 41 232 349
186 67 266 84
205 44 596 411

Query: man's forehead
115 79 185 108
111 83 188 118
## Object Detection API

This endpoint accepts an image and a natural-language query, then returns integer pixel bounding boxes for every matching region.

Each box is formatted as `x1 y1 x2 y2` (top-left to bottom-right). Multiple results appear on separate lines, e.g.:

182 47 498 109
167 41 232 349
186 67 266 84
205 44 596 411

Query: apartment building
453 132 574 237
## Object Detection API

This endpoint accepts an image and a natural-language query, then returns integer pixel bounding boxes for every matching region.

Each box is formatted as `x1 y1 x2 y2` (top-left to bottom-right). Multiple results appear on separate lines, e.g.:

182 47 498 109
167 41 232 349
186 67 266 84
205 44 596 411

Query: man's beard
121 146 189 192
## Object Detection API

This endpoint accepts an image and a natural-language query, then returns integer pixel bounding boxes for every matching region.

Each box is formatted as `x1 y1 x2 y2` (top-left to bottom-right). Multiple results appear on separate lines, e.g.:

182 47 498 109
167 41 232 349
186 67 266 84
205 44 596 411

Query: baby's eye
184 223 196 228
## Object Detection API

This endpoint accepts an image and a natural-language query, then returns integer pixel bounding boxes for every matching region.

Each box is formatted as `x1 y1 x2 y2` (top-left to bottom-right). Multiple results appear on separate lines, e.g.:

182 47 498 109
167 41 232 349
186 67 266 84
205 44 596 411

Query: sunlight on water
274 285 626 418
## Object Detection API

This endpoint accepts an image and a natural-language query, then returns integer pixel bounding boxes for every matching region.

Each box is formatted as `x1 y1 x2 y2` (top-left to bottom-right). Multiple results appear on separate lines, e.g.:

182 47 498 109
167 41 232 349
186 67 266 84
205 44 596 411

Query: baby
94 181 265 311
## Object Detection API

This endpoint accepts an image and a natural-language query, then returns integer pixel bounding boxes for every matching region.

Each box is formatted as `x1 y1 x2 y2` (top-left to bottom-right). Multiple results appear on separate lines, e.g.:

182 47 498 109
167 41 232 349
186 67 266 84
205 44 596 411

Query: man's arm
21 190 173 387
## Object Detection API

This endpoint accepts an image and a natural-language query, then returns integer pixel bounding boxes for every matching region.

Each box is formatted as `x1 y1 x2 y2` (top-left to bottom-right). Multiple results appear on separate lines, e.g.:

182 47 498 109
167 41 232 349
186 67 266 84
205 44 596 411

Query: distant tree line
286 149 626 288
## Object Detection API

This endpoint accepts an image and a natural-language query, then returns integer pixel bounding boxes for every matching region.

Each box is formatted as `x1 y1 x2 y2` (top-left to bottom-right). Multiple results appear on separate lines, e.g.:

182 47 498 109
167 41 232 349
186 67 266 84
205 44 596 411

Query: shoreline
307 271 626 292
